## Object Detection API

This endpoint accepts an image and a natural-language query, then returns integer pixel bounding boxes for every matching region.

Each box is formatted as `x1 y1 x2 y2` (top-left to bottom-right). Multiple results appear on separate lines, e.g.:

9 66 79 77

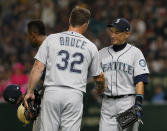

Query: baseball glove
26 89 41 120
116 105 143 129
17 89 41 124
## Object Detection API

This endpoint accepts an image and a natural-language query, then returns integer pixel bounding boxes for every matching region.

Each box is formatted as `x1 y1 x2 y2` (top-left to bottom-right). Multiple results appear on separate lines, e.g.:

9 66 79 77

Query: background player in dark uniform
27 20 47 95
27 20 47 131
3 20 47 130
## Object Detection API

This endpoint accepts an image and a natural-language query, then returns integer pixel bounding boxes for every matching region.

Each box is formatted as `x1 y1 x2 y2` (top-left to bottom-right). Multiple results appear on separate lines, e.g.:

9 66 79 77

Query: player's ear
125 32 131 38
84 22 89 27
81 22 88 33
82 22 88 29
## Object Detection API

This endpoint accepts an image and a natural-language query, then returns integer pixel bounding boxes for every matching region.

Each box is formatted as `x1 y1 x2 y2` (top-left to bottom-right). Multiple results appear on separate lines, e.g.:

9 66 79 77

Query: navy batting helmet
3 84 22 104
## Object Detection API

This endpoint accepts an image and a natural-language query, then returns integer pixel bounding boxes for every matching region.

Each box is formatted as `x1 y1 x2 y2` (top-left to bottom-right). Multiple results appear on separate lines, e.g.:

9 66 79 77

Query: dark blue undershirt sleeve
40 67 46 81
134 74 149 85
35 67 46 91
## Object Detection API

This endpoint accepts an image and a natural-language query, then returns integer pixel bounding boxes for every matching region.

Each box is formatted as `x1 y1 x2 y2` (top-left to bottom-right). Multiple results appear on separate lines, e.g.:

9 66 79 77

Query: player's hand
92 88 99 98
24 93 35 110
92 88 102 104
94 73 106 94
93 87 104 95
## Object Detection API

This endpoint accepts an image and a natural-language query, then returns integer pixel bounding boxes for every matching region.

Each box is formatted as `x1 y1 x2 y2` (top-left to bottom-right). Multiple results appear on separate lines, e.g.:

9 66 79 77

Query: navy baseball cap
3 84 22 104
107 18 131 32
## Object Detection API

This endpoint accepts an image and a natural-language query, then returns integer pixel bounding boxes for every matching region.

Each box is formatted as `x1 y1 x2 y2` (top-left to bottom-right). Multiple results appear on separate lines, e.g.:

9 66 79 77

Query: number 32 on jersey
56 50 84 74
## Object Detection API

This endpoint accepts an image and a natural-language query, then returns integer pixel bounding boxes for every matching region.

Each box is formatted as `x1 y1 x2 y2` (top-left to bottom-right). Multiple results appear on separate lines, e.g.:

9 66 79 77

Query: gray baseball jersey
99 43 149 96
34 31 102 131
35 31 102 92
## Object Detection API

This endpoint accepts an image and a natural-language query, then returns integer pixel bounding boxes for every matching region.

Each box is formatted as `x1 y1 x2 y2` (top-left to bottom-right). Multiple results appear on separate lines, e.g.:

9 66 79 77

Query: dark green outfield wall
0 103 167 131
0 103 33 131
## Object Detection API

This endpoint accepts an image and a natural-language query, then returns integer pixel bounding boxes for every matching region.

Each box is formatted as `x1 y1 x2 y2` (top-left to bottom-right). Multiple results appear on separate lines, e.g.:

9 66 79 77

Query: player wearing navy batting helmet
98 18 149 131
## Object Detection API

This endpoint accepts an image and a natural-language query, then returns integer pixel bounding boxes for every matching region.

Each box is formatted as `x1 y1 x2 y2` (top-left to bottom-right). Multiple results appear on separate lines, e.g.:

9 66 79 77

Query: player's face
27 32 39 48
108 27 130 45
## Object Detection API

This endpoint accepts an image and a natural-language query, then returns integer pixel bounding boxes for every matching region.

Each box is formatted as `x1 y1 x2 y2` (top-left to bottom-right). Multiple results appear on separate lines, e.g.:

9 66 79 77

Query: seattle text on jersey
102 61 133 75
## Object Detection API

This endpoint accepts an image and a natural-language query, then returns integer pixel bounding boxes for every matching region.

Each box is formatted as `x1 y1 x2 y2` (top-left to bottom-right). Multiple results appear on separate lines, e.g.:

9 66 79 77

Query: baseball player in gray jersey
24 7 105 131
99 18 149 131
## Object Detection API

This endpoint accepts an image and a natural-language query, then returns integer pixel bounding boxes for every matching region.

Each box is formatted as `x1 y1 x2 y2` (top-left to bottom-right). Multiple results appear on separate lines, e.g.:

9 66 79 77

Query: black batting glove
135 94 144 118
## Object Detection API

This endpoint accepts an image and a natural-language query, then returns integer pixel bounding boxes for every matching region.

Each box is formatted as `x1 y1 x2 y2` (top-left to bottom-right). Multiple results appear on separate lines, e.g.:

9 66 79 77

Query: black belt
103 94 135 99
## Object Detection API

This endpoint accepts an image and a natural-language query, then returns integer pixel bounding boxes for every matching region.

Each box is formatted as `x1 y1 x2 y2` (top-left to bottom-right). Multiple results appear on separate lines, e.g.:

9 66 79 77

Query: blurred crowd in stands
0 0 167 103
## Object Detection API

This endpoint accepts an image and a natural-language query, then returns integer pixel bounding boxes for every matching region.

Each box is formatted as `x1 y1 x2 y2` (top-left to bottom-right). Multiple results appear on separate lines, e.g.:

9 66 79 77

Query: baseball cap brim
107 24 125 32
